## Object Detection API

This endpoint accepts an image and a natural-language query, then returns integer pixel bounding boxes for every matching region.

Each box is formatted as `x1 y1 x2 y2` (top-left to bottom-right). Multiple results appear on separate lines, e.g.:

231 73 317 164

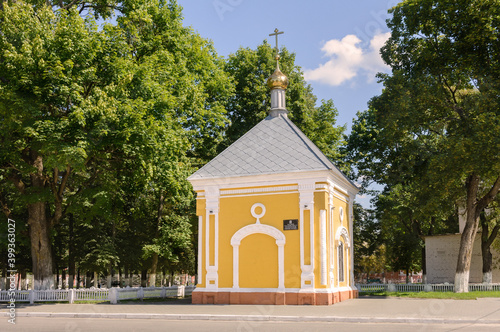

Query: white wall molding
221 185 298 196
335 226 351 248
320 209 327 286
299 182 315 288
231 223 286 290
204 187 220 289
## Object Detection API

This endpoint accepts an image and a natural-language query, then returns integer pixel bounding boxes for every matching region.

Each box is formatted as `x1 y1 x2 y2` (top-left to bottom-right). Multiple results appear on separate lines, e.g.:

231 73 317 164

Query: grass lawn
361 291 500 300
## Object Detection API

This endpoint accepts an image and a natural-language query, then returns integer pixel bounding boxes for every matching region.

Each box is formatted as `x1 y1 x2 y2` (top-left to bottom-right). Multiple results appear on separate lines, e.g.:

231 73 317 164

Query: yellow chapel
188 32 359 305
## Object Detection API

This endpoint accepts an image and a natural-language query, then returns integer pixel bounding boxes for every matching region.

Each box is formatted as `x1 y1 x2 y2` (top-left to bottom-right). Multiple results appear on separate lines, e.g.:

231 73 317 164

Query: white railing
0 286 194 304
35 289 69 302
358 283 500 293
74 288 110 302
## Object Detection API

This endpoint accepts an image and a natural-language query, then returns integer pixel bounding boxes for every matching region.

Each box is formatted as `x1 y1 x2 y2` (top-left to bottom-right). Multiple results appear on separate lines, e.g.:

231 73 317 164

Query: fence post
178 285 185 298
138 287 144 301
161 287 166 299
424 284 433 292
109 288 118 304
29 290 35 304
387 284 396 292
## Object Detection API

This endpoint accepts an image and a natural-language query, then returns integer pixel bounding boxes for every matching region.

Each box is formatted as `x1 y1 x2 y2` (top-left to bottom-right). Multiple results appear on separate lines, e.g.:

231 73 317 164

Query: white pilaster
197 216 202 284
205 187 219 289
299 182 315 289
320 209 327 286
347 194 355 287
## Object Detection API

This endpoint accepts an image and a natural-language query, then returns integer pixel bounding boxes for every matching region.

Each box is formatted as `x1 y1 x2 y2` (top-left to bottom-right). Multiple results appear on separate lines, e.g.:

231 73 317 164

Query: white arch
335 226 351 287
231 224 286 290
335 226 350 248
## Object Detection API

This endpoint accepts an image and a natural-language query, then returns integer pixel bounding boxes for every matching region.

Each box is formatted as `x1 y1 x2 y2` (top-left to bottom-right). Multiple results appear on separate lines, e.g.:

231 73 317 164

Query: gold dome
267 56 289 90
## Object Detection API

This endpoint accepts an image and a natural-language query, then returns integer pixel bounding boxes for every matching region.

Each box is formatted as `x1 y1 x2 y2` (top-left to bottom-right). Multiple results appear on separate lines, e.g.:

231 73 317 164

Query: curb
3 312 500 325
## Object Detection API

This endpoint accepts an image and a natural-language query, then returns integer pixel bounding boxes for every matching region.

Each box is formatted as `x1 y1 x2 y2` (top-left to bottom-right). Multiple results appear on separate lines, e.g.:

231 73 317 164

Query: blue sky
178 0 397 207
178 0 398 131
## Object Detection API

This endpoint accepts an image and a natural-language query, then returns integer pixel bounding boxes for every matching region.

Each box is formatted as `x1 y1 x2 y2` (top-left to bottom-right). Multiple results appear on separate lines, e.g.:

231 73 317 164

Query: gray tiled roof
189 114 342 180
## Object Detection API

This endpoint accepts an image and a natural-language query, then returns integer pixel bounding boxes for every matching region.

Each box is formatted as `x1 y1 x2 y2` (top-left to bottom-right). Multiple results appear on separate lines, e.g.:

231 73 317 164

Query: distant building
425 209 500 284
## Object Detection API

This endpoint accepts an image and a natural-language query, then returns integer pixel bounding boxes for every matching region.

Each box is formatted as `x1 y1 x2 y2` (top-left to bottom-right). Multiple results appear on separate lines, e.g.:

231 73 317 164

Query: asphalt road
1 317 499 332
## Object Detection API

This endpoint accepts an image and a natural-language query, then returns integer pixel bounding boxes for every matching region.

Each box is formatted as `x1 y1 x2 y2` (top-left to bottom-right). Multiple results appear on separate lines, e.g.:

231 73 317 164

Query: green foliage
222 42 345 163
353 203 385 279
346 0 500 278
0 0 231 282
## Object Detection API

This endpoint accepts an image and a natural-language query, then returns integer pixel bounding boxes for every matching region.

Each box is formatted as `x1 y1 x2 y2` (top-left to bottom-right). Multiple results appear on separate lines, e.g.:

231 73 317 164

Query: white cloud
304 32 390 86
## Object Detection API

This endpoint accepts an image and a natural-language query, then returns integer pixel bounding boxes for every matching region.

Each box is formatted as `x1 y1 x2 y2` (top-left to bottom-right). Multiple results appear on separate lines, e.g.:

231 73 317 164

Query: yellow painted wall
195 185 354 290
217 191 300 289
239 234 278 288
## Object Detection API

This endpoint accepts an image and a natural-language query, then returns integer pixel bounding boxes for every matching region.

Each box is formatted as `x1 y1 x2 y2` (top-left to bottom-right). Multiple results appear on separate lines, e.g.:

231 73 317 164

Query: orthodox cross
269 28 284 55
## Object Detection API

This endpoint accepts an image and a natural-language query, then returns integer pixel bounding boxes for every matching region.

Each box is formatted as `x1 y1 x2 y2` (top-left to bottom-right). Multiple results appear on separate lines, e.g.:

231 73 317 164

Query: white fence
358 283 500 293
0 286 196 304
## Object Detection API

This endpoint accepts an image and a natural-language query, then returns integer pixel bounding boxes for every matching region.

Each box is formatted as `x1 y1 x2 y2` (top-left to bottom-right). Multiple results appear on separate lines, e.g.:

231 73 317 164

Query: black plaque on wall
283 219 299 230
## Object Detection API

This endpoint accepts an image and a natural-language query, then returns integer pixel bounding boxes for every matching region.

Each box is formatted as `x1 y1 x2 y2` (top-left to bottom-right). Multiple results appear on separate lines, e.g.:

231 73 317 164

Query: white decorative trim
231 224 286 290
329 203 335 287
197 216 202 284
190 169 359 196
299 182 315 288
348 193 355 286
335 226 351 248
250 203 266 223
320 209 327 286
338 241 345 283
339 206 344 226
219 191 298 199
221 185 298 196
205 188 220 289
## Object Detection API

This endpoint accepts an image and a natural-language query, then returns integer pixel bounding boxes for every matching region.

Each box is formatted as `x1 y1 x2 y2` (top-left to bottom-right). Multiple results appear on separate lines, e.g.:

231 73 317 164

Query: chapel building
188 34 359 305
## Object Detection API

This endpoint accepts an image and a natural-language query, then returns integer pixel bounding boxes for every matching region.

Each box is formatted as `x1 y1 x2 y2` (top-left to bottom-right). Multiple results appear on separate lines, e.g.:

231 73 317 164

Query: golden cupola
267 55 289 90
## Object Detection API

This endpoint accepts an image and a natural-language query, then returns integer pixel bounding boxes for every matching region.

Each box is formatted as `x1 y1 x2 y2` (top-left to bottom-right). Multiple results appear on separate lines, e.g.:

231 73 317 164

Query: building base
192 288 357 305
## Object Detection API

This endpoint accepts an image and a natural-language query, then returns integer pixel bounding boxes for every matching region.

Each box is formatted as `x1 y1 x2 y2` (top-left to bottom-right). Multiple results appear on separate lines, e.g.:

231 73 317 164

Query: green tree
222 42 345 163
0 0 231 289
352 203 385 283
351 0 500 292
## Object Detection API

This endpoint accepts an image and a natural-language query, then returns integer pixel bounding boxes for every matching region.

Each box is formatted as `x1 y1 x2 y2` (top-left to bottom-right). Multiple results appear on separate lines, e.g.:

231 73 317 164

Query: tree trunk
94 271 98 288
149 253 158 287
28 200 54 290
454 174 481 293
25 152 55 290
148 192 163 288
68 214 75 289
141 270 147 287
421 246 427 284
107 264 112 288
481 212 500 285
61 268 66 289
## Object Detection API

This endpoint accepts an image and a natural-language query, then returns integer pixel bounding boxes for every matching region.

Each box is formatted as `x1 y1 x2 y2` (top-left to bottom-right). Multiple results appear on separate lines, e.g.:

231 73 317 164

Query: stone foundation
192 289 357 305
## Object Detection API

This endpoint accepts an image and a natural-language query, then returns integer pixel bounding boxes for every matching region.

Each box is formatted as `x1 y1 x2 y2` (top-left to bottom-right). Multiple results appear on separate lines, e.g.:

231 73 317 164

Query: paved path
3 297 500 325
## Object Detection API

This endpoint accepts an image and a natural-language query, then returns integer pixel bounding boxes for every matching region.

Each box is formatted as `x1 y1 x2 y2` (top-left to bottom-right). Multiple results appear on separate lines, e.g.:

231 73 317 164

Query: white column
299 182 315 289
197 216 202 284
320 209 327 286
348 195 356 289
232 244 239 289
205 187 219 289
277 240 286 290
